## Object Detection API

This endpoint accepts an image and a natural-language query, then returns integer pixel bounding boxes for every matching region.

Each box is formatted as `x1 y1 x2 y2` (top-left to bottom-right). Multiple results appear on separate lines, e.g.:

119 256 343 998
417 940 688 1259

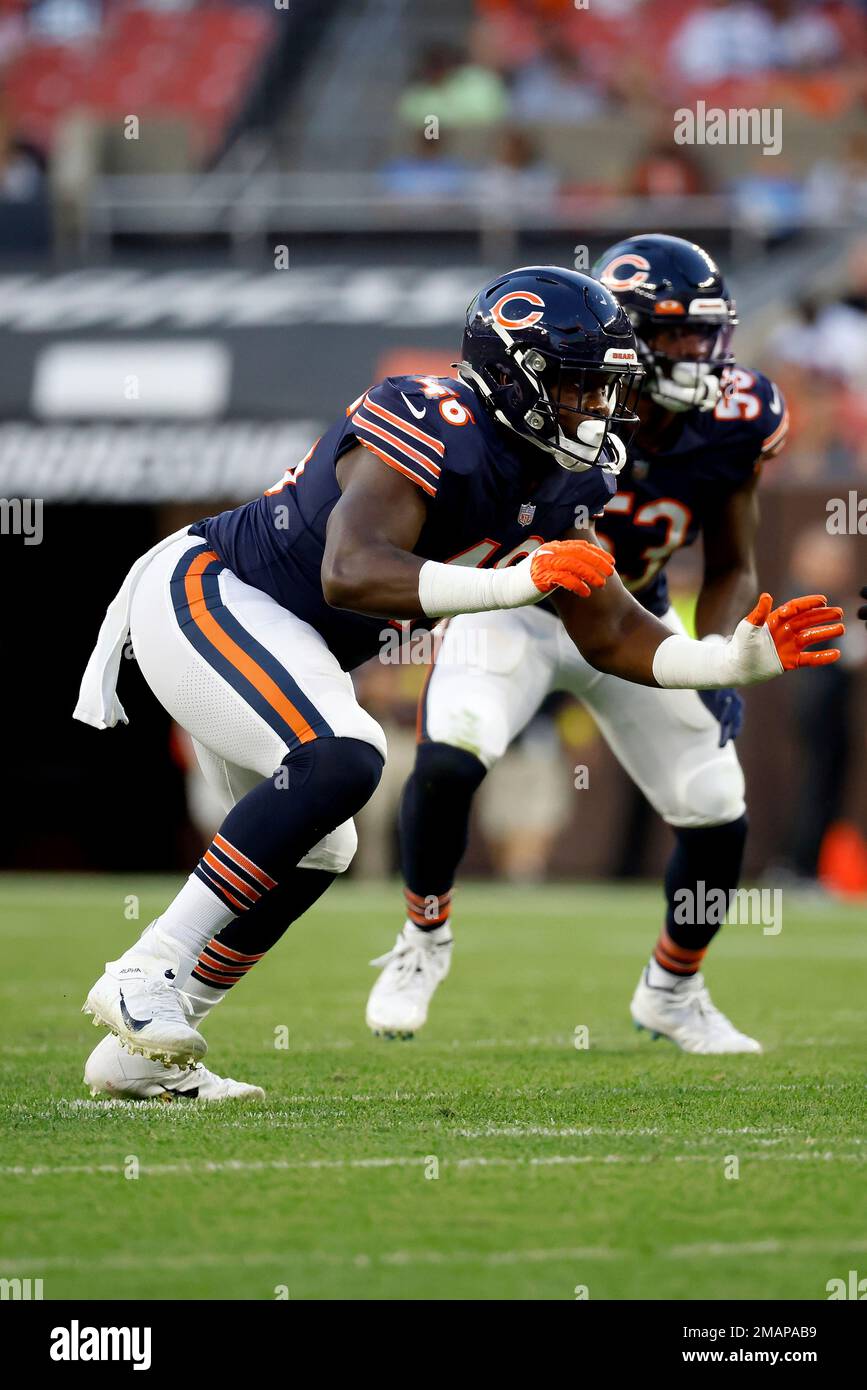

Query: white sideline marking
1 1151 864 1179
3 1237 867 1275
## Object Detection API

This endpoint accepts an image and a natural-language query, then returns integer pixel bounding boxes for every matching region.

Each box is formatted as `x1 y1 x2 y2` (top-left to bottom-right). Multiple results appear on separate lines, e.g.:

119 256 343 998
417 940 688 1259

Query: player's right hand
529 539 615 598
726 593 844 685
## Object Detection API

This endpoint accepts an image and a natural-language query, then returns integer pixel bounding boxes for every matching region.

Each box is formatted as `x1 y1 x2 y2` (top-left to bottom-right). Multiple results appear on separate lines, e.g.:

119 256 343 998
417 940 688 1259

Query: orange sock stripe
654 947 699 976
204 938 265 964
203 850 261 903
197 867 246 913
192 964 247 986
199 955 254 974
656 929 706 965
407 905 451 926
213 833 277 890
404 887 452 910
654 929 707 975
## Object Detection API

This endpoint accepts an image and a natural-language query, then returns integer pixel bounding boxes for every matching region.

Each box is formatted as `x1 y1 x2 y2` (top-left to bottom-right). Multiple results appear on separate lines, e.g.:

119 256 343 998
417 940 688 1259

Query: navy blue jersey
191 374 617 670
594 367 788 617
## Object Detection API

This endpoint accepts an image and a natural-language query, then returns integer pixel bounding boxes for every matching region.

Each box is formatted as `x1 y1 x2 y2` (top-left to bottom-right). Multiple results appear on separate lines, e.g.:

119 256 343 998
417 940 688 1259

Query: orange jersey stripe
352 412 441 478
358 439 437 498
213 832 277 890
184 551 317 747
362 396 445 457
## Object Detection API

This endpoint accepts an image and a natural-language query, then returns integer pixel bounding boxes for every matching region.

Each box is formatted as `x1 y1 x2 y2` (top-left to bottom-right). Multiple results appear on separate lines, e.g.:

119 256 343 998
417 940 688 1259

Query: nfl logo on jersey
517 502 536 527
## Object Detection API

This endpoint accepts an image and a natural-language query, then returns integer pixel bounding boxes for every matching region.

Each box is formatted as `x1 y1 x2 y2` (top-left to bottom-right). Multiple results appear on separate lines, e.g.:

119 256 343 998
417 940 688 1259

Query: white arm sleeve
417 554 547 619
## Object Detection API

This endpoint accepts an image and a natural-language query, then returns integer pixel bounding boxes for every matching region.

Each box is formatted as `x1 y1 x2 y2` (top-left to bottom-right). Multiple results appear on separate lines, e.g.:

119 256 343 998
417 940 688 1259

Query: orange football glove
529 539 615 599
745 593 844 670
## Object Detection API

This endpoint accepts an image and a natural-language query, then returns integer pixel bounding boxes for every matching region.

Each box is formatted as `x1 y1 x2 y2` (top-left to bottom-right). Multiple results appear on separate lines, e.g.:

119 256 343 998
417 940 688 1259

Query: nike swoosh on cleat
119 989 153 1033
400 392 427 419
160 1085 199 1100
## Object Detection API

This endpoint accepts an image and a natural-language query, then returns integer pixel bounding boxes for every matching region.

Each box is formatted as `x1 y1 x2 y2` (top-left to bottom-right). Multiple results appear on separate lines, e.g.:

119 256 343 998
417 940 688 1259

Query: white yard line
1 1150 863 1179
2 1236 867 1275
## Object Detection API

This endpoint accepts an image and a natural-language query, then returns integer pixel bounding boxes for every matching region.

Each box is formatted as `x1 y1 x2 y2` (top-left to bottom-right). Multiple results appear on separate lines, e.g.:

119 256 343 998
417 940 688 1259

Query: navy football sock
399 740 487 930
653 814 748 975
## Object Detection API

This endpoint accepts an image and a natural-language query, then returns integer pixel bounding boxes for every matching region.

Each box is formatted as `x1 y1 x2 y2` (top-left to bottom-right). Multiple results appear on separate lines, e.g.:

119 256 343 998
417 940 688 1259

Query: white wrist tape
652 633 736 690
653 617 784 689
417 555 545 619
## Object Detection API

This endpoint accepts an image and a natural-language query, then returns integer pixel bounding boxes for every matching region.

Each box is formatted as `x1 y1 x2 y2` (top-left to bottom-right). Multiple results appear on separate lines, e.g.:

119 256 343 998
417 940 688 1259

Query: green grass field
0 874 864 1301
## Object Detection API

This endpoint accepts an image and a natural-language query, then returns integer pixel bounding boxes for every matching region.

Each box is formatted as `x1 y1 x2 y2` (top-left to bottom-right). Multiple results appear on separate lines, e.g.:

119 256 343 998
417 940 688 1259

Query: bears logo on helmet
459 265 644 474
594 234 737 414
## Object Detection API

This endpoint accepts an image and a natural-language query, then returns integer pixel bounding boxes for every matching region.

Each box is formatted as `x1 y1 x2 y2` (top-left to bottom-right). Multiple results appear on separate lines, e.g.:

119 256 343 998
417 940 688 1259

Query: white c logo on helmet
491 290 545 330
599 253 651 293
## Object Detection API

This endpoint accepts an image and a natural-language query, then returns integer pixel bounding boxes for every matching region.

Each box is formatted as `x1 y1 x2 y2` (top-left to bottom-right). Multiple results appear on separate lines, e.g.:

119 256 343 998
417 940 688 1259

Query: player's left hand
698 687 744 746
726 592 844 685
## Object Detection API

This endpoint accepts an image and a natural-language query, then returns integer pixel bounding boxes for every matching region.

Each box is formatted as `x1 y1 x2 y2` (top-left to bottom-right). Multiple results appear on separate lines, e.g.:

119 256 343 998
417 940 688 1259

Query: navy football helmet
594 234 737 414
458 265 643 473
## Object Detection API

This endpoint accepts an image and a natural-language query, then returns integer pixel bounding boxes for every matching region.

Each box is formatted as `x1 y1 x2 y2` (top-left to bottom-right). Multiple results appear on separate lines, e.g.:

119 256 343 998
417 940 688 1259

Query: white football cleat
84 1033 264 1102
630 967 762 1054
366 922 453 1038
83 957 207 1066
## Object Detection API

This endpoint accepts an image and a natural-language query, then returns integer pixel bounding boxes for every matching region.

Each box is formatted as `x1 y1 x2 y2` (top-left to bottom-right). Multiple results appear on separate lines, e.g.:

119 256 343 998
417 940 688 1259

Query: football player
366 236 838 1054
74 265 840 1099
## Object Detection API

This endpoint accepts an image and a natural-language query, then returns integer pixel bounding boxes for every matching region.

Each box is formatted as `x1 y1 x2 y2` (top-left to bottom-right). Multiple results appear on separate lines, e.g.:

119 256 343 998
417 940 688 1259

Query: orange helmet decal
490 290 545 330
599 253 651 293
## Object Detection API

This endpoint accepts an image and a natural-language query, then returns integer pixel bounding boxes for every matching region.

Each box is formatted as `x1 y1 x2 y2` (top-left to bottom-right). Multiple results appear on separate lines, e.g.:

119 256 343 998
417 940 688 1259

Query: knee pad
668 750 746 829
281 736 383 825
414 739 488 798
299 818 358 874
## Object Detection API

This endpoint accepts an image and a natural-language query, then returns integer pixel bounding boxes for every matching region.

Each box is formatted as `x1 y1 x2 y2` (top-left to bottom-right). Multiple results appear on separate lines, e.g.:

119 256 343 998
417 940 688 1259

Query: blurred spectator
29 0 102 42
804 132 867 225
379 128 475 199
509 30 609 124
763 0 844 72
771 525 867 887
0 1 27 66
627 134 710 197
669 0 843 85
0 96 52 251
398 43 508 130
730 156 804 242
767 241 867 390
669 1 780 83
478 127 558 206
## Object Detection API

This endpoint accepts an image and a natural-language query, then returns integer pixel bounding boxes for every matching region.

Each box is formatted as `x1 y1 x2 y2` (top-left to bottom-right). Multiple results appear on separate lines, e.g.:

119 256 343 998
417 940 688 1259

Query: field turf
0 874 864 1301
